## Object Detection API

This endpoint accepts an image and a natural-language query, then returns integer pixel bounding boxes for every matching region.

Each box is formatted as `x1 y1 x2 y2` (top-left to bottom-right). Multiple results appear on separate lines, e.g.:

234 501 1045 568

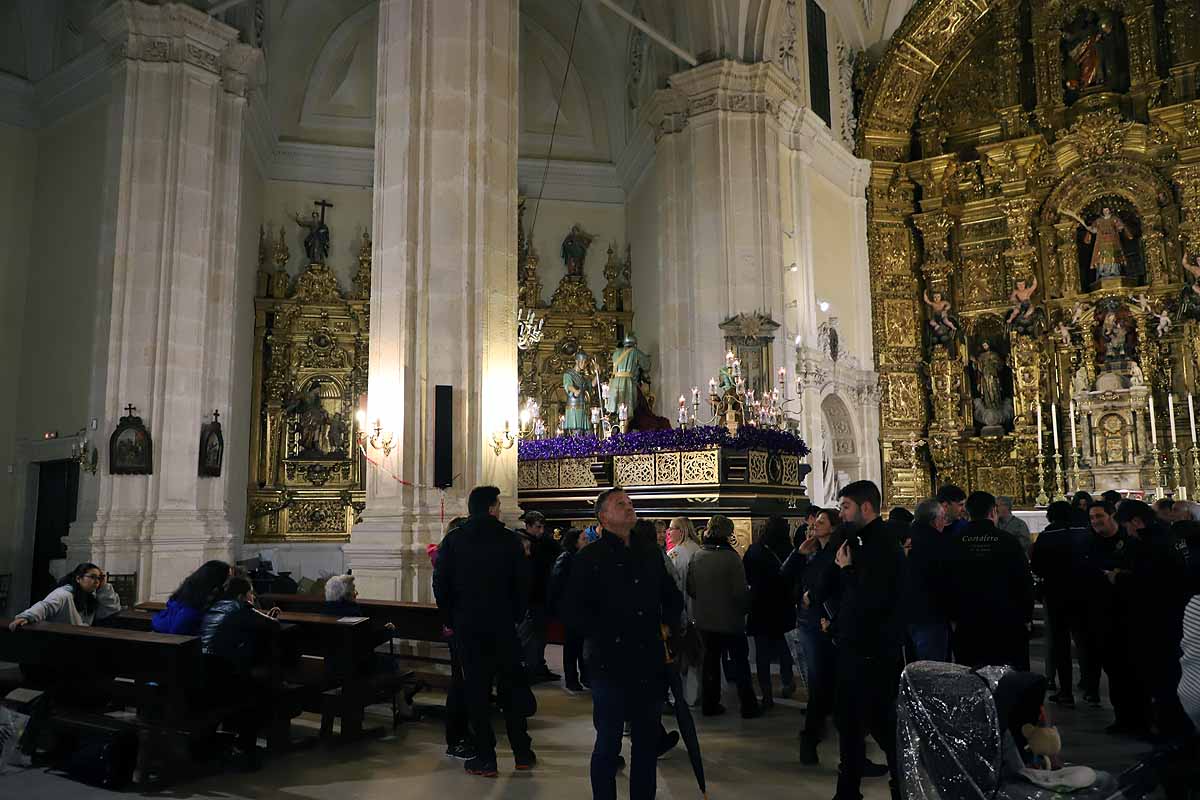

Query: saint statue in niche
1062 206 1134 281
284 380 335 458
561 225 594 278
970 340 1014 434
1061 9 1126 95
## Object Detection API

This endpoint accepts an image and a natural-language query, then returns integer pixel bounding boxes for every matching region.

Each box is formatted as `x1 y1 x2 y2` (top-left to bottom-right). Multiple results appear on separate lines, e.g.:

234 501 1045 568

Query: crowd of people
10 479 1200 797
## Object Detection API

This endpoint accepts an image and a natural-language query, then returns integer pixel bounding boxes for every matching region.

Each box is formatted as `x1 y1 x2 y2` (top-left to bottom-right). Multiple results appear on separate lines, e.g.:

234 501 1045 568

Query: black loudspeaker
434 385 453 489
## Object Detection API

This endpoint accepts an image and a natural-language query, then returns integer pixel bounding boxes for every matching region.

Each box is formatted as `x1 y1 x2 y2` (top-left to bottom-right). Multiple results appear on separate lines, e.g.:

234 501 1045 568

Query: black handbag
53 716 138 789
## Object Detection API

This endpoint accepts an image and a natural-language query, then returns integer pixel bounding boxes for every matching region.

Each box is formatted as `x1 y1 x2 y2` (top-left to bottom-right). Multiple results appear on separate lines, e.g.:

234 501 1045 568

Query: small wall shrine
246 204 370 542
857 0 1200 505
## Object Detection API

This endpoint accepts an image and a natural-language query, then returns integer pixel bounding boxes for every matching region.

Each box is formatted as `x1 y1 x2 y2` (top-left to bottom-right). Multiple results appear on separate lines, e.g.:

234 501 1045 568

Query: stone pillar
66 2 256 602
345 0 519 601
650 61 789 395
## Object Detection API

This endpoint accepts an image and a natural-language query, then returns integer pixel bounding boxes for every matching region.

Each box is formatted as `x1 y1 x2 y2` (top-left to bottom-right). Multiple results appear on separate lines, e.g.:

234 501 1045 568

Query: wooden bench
0 616 303 784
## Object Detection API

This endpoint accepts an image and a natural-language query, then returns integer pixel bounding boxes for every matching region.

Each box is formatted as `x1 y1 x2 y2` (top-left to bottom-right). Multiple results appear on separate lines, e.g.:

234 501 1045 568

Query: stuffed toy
1021 722 1063 771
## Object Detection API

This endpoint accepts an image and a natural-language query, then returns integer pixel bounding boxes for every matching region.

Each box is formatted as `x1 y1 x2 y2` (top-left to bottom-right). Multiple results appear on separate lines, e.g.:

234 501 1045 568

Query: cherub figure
1070 302 1088 327
1007 276 1039 326
923 290 958 338
1152 307 1172 337
1054 322 1072 347
1131 293 1154 315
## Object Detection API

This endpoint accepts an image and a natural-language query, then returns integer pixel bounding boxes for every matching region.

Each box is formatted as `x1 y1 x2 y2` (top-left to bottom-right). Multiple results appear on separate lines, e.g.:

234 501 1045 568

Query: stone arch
299 3 377 133
818 391 863 503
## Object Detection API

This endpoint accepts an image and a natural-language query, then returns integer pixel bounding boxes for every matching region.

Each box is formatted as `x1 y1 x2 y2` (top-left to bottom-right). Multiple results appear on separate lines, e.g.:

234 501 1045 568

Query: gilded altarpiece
858 0 1200 505
246 229 371 541
516 201 637 427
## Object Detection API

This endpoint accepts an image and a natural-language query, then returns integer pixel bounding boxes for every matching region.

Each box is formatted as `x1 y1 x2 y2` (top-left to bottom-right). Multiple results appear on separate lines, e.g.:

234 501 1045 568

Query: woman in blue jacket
152 560 233 635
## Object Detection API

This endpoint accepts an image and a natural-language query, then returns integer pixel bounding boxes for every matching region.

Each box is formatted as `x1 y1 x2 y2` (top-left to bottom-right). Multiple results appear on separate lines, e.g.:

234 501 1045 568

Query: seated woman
200 576 281 769
8 562 121 630
152 560 232 635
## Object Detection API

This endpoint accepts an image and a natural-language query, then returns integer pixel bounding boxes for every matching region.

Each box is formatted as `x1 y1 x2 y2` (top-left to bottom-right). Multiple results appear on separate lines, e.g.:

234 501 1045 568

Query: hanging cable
527 0 585 246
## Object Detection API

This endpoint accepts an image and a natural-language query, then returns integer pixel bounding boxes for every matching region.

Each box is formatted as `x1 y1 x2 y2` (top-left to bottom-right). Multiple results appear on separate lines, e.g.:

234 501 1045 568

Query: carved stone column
66 2 257 601
999 197 1040 280
994 0 1026 137
1174 163 1200 248
1165 0 1200 99
1123 0 1163 97
1054 222 1081 297
345 0 519 601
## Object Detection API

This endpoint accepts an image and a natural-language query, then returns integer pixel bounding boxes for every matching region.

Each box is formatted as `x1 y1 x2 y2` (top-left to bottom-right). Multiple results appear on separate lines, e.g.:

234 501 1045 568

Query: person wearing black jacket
821 480 906 800
1030 501 1086 707
548 527 588 692
566 487 684 800
944 491 1034 671
518 510 561 682
905 499 952 662
743 516 796 707
433 486 534 777
1115 500 1194 739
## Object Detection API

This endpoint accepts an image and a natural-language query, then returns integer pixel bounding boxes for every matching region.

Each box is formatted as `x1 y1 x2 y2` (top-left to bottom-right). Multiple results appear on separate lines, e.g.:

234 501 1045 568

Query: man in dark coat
1075 499 1147 734
905 499 952 662
944 491 1033 671
936 484 968 536
1030 500 1087 707
821 480 906 800
743 516 796 707
566 487 684 800
518 510 561 682
433 486 534 776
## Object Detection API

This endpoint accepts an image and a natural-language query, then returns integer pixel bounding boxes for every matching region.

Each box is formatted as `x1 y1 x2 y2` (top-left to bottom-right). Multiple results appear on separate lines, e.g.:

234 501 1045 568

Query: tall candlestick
709 378 717 395
678 396 687 425
1051 402 1060 450
1036 403 1043 452
1169 394 1178 446
1069 401 1078 452
692 386 700 404
1189 393 1197 443
1150 394 1158 444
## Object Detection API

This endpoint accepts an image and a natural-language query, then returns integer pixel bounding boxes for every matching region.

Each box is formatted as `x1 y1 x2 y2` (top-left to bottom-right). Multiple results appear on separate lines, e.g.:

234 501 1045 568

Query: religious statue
1006 276 1039 335
971 341 1013 432
294 200 333 264
1055 322 1072 347
1099 312 1128 360
562 352 593 434
606 334 649 416
284 380 330 457
561 225 594 278
1072 365 1091 397
1063 206 1129 279
1179 252 1200 321
1064 15 1115 91
1129 361 1145 388
922 290 959 345
818 317 840 363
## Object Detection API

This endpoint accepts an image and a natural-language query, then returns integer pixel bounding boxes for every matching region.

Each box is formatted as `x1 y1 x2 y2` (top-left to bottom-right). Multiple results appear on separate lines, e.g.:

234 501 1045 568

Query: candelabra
1068 448 1083 499
1191 444 1200 501
1035 445 1050 507
1170 444 1187 500
1150 442 1166 499
1052 449 1068 502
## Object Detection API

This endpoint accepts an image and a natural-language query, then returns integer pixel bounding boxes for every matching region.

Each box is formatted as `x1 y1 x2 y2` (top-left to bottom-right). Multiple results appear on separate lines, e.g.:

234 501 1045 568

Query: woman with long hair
152 560 233 635
743 516 797 707
9 562 121 630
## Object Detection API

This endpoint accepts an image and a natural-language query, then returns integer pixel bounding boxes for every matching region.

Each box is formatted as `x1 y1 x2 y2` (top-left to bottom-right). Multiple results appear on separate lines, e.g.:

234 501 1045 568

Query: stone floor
8 644 1155 799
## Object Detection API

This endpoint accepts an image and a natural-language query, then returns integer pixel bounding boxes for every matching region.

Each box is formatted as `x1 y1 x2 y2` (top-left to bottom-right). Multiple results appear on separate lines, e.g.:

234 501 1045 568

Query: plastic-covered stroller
898 661 1123 800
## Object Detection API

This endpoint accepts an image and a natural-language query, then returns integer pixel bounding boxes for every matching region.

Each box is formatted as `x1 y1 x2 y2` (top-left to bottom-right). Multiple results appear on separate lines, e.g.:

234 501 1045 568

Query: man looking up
821 480 905 800
567 487 684 800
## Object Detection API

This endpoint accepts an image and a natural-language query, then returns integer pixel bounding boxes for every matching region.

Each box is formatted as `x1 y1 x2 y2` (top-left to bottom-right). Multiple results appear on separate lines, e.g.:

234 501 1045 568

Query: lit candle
590 407 600 424
778 367 786 385
558 415 564 435
678 396 687 425
1149 394 1158 444
1051 402 1060 450
1169 394 1178 446
692 386 700 404
1036 403 1043 452
1069 400 1078 452
708 378 717 395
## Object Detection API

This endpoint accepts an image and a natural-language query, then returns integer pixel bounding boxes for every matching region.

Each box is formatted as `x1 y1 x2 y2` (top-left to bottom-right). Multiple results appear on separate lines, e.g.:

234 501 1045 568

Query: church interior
1 0 1199 796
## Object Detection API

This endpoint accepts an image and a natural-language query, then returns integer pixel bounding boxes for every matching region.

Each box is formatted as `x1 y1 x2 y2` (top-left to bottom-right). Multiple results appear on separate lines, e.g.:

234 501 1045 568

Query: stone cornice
95 0 242 78
782 105 871 197
518 158 625 205
668 59 799 120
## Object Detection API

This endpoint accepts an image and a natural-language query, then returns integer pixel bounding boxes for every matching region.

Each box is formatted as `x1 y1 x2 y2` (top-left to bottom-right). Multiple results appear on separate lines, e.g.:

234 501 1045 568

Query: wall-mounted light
356 409 394 457
491 419 516 455
71 429 98 475
787 263 799 273
818 300 831 313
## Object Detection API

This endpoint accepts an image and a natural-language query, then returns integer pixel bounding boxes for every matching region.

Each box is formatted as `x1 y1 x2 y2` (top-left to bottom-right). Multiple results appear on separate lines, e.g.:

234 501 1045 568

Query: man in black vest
945 491 1034 671
566 487 684 800
433 486 534 777
821 480 905 800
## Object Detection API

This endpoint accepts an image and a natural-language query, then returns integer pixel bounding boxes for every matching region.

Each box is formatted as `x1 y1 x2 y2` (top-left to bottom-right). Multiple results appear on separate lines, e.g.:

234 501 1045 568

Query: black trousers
444 637 471 747
1044 597 1077 696
834 650 901 800
457 631 532 762
1083 615 1147 729
563 628 587 686
699 630 757 713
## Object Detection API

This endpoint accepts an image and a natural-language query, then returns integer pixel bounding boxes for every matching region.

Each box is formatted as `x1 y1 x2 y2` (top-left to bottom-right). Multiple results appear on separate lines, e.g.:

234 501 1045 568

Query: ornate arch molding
1041 157 1173 229
1040 0 1135 30
856 0 997 160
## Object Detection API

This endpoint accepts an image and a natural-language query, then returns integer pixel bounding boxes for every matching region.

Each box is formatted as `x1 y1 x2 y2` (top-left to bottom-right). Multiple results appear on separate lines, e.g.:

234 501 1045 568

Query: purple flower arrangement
517 425 809 461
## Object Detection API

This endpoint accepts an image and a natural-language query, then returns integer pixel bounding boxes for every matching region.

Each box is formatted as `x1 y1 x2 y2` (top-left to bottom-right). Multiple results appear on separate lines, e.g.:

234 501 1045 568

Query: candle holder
1150 443 1166 499
1035 446 1050 508
1170 444 1187 500
1052 450 1068 502
1068 448 1083 498
1191 444 1200 500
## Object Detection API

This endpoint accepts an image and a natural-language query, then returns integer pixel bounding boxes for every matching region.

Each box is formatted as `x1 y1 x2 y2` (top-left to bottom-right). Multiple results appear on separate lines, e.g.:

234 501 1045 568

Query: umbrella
663 624 707 798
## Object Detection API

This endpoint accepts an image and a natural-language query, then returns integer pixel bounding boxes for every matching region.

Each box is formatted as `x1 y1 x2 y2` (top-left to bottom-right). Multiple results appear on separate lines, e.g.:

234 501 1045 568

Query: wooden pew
0 616 303 784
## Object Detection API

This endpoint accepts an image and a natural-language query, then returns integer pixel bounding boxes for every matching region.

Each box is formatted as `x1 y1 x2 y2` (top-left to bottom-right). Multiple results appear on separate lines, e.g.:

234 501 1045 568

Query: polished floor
9 644 1155 799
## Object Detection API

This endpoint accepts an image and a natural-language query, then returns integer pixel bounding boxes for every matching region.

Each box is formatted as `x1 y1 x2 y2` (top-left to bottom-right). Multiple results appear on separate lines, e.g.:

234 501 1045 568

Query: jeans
752 634 795 701
700 630 758 713
834 650 902 800
797 625 835 744
457 631 532 762
907 622 950 663
590 676 664 800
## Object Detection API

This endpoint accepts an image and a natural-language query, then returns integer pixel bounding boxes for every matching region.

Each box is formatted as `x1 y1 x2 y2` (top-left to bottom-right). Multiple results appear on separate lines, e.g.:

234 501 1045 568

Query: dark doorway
30 460 79 606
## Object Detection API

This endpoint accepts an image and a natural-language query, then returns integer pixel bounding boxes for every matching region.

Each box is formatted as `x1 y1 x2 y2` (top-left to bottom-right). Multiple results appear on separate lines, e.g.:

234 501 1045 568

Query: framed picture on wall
198 411 224 478
109 407 153 475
